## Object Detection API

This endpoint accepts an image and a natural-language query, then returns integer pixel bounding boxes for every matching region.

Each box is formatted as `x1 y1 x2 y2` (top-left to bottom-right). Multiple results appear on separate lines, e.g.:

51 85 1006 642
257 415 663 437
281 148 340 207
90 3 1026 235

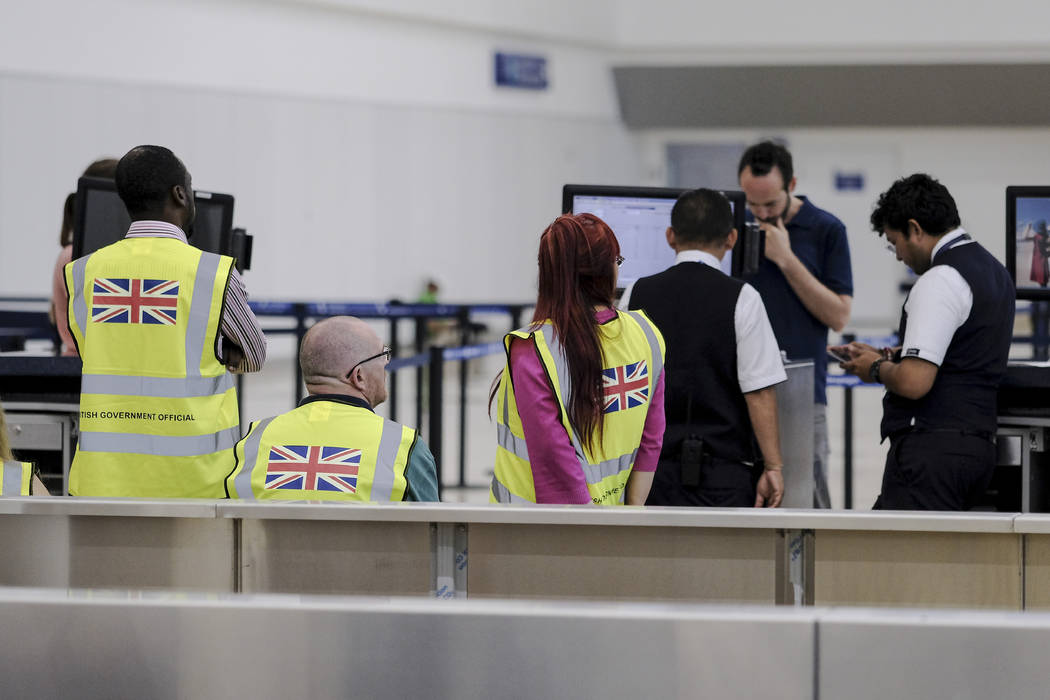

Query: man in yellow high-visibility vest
227 316 438 502
65 145 266 497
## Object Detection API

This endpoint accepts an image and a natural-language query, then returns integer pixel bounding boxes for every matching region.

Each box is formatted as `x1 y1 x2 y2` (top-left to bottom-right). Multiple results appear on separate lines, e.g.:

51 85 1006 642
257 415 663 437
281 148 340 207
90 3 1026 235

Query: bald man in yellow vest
227 316 439 501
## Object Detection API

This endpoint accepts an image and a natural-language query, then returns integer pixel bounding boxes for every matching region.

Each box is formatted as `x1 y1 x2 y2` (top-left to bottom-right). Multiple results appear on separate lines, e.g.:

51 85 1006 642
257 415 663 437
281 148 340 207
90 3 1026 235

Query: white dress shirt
900 228 974 367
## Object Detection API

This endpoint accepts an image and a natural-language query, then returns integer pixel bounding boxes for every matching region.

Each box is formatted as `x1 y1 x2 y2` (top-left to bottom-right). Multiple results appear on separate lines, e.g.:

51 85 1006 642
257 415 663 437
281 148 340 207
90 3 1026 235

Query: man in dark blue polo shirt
738 141 853 508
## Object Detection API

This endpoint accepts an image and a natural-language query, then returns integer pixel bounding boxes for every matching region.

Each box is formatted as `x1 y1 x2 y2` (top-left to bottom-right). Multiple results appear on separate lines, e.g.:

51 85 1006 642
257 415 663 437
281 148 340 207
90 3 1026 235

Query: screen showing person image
564 185 744 290
1014 195 1050 291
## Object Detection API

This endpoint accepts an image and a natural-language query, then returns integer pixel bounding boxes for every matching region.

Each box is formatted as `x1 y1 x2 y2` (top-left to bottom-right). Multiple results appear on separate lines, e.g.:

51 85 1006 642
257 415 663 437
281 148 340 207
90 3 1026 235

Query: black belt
889 426 995 444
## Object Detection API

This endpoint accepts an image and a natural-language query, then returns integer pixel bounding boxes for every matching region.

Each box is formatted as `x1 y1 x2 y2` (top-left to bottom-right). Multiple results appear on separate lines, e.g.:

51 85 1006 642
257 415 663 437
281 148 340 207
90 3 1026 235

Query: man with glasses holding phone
834 174 1013 510
226 316 438 502
738 140 853 508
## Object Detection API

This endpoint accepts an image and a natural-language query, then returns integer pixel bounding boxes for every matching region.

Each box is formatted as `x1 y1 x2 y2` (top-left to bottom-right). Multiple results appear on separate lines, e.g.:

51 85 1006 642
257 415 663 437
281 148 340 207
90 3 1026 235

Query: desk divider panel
0 500 234 592
815 530 1023 609
237 518 432 595
467 523 779 603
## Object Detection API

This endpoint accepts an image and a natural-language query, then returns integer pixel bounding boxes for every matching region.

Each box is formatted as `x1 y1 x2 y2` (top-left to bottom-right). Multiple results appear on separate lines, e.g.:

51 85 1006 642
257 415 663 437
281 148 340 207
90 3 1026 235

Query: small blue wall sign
494 52 548 90
834 172 865 191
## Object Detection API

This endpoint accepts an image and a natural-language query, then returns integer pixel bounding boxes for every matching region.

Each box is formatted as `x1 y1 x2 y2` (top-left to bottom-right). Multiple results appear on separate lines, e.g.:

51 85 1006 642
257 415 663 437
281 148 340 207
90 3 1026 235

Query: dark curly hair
870 173 960 238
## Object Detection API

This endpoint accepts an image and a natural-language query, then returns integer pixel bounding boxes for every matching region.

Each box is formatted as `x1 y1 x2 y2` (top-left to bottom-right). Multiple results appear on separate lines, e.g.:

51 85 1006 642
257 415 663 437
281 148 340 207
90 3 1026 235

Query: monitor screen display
1006 186 1050 300
73 177 235 263
562 185 747 288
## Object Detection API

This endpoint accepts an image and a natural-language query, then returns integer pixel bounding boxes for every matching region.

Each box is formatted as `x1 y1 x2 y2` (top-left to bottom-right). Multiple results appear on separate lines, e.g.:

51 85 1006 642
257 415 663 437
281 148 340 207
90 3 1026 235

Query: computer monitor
1006 186 1050 300
562 184 752 290
72 176 248 271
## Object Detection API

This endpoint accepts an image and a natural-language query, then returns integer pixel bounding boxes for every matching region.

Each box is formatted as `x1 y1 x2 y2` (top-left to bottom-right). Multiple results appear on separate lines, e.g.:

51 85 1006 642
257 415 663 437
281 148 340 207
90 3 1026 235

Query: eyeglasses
884 243 896 254
615 255 625 267
346 346 392 379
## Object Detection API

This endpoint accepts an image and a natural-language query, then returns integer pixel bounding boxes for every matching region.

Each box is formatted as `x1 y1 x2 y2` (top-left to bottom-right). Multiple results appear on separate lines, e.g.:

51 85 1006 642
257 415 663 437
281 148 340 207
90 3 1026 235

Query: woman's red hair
532 213 619 450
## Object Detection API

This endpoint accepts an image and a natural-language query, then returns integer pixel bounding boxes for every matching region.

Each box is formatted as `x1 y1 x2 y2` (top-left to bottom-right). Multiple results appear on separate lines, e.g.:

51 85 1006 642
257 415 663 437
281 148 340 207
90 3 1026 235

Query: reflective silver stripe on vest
77 427 240 457
623 310 664 382
186 253 222 379
80 373 234 398
490 474 531 504
2 461 24 496
372 419 404 500
581 449 639 487
496 423 530 461
234 417 275 500
70 255 91 339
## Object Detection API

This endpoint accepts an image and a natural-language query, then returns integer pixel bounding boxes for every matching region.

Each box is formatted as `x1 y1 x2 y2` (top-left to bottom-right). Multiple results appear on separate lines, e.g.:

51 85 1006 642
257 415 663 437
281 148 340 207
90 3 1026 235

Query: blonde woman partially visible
0 402 49 496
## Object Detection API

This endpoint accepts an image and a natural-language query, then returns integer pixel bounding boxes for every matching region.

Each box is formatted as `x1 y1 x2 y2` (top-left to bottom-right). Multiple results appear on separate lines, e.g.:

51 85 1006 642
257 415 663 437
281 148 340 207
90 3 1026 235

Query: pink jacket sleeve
632 368 665 473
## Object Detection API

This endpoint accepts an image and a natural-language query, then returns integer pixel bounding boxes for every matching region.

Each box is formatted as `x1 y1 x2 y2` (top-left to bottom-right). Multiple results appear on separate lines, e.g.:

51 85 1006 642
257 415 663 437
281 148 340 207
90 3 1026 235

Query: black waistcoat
882 238 1015 438
630 262 755 461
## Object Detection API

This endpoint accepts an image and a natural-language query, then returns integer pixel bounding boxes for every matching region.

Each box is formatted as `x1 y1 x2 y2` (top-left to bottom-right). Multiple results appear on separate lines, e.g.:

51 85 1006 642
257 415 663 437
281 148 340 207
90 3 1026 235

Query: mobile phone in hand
827 347 851 364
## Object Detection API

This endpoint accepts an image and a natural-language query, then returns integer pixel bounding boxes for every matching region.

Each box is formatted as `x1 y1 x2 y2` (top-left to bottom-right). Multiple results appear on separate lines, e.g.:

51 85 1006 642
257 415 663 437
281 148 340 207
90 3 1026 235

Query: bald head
300 316 377 383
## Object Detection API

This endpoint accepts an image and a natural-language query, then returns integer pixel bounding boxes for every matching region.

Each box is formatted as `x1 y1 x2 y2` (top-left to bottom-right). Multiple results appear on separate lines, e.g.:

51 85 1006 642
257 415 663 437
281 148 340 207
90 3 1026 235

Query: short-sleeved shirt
747 196 853 404
619 250 786 394
899 229 974 366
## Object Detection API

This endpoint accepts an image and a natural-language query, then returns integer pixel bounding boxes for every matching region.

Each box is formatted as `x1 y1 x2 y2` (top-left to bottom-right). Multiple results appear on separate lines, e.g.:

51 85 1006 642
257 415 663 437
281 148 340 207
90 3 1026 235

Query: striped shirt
124 220 266 372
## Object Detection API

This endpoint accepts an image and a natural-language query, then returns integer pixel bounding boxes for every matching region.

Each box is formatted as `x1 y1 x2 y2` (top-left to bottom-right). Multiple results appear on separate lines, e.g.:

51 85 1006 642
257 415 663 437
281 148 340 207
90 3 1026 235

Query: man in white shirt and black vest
835 173 1015 510
621 188 788 508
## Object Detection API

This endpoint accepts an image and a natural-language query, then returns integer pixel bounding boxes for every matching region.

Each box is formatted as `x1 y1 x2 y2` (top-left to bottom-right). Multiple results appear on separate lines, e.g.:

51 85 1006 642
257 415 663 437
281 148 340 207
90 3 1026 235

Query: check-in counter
221 502 788 603
4 499 1050 609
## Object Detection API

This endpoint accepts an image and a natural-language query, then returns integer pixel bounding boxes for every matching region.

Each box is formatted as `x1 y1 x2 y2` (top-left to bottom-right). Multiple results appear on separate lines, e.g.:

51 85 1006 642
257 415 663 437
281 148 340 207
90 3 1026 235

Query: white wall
3 0 1050 311
0 0 635 303
614 0 1050 59
637 127 1050 327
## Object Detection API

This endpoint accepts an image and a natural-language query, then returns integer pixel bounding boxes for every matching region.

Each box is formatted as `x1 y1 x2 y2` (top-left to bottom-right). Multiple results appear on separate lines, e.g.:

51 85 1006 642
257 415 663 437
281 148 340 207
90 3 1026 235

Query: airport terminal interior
5 1 1050 697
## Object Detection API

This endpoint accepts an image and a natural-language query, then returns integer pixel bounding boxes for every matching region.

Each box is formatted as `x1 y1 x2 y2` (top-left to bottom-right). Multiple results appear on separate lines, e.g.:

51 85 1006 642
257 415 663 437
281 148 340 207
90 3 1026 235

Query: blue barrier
443 342 504 362
851 335 899 349
827 374 879 388
387 353 430 371
247 300 532 320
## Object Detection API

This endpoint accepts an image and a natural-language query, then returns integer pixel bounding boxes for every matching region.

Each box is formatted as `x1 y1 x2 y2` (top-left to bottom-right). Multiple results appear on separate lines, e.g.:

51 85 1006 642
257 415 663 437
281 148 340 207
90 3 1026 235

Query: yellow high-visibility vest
226 398 413 501
491 310 665 505
65 237 238 497
0 461 32 496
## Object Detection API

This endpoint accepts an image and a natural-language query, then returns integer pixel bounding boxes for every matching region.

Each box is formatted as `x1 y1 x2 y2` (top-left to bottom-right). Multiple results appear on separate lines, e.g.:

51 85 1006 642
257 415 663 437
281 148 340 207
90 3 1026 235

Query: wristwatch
869 357 885 384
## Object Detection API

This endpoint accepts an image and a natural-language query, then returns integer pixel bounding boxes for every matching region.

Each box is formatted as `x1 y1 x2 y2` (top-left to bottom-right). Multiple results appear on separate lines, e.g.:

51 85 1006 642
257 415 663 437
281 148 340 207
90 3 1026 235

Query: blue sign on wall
834 172 865 191
494 52 548 90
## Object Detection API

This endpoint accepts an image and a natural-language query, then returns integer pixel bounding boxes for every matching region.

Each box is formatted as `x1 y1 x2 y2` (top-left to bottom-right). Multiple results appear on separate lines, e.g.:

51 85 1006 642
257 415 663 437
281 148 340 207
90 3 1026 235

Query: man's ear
172 184 191 209
906 218 924 240
665 226 676 250
786 176 797 194
726 228 738 251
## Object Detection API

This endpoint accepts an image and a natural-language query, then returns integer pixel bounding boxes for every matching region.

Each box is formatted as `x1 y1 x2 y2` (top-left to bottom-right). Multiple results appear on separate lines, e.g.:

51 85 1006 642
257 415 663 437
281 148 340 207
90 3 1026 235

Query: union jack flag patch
602 360 650 414
91 278 179 325
265 445 361 493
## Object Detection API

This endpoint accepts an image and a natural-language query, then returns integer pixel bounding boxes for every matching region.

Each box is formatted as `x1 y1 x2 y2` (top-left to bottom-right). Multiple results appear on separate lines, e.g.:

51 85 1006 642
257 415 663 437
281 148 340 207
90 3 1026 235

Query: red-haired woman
490 214 666 505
